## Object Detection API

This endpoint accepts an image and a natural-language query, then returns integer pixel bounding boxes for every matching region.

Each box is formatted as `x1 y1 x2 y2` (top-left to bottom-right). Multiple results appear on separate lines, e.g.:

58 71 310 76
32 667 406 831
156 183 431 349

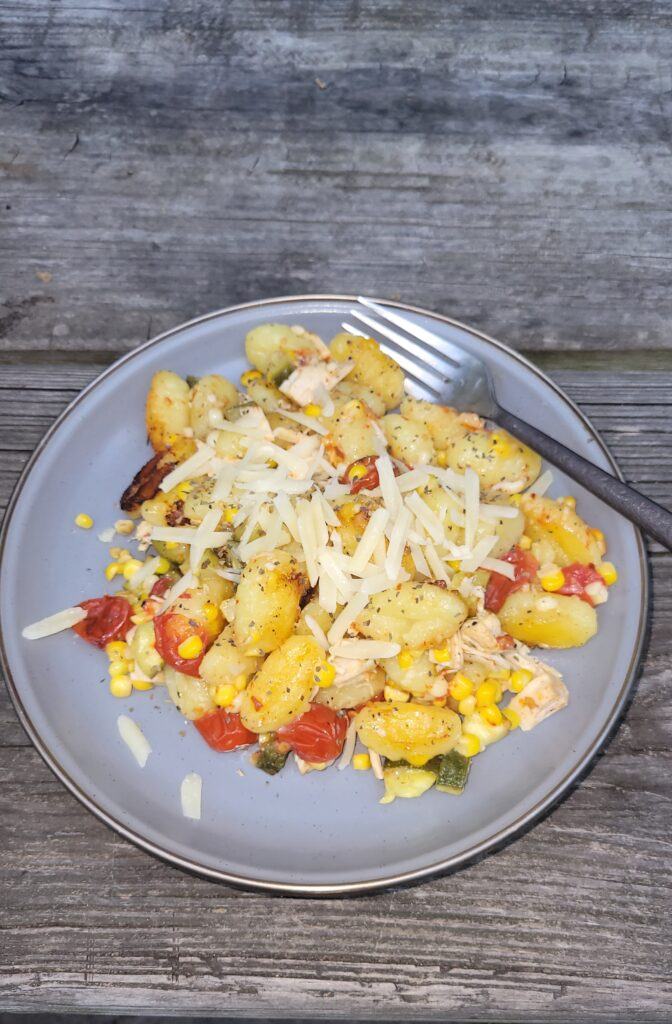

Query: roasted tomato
120 450 176 513
278 704 348 764
194 709 256 752
153 610 211 677
149 576 174 599
73 595 133 648
340 454 404 494
557 563 606 606
484 546 539 613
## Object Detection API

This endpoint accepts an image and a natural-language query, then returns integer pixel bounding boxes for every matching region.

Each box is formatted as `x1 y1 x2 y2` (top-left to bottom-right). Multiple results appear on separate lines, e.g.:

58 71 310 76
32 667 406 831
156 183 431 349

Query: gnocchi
234 550 306 655
37 316 618 807
356 583 468 649
239 635 324 732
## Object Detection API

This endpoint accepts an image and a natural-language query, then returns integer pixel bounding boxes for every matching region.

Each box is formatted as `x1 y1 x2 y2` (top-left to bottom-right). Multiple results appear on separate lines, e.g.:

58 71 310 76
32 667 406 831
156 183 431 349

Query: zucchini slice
252 738 291 776
433 750 471 795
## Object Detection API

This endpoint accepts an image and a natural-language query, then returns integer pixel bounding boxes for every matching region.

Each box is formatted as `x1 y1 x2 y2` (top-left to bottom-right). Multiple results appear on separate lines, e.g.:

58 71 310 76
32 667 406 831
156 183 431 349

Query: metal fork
343 297 672 549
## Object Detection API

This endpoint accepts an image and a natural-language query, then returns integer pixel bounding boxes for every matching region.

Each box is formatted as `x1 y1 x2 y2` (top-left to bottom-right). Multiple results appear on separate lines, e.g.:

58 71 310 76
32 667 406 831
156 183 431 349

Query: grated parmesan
181 772 202 820
117 715 152 767
22 605 88 640
331 639 401 660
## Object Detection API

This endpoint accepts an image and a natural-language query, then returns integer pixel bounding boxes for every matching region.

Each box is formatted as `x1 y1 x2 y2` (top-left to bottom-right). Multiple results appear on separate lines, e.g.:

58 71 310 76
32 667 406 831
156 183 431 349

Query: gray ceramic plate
0 296 648 895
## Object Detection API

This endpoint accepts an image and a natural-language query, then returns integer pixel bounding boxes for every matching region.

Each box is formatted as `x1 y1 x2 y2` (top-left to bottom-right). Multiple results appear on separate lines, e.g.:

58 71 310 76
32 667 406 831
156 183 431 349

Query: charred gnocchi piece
120 450 176 513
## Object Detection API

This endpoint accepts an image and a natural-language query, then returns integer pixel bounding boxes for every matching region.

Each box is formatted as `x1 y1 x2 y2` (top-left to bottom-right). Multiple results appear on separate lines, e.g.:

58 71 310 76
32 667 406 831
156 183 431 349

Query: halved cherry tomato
153 610 211 677
194 709 256 752
484 546 539 613
557 563 605 606
73 595 133 648
278 704 348 764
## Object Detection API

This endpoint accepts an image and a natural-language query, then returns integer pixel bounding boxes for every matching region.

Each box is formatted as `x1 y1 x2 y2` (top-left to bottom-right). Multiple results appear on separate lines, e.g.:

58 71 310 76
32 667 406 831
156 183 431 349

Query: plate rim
0 293 650 895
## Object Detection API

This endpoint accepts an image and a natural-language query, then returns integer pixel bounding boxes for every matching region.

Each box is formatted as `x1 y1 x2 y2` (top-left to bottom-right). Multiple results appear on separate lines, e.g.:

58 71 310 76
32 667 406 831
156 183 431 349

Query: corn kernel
347 462 368 482
436 450 449 468
352 753 371 771
233 674 248 692
561 495 576 509
214 683 237 707
503 706 520 729
540 567 565 592
476 681 498 707
481 704 503 726
132 678 154 691
105 561 121 581
177 635 204 660
202 602 220 624
109 546 123 559
519 534 532 551
384 684 410 703
114 518 135 535
599 561 618 586
449 673 473 701
509 668 533 693
108 658 130 677
490 432 512 457
397 649 415 670
241 369 262 386
314 663 336 689
433 696 447 707
304 403 322 417
458 694 477 716
115 549 132 563
223 506 239 523
456 732 481 757
431 647 451 663
510 493 522 506
109 675 132 698
105 641 128 658
154 556 171 575
74 512 94 529
122 558 143 580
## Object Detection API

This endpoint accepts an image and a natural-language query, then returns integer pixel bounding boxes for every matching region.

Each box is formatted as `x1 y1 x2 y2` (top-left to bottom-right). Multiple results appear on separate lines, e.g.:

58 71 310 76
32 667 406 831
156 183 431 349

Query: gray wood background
1 1 671 1021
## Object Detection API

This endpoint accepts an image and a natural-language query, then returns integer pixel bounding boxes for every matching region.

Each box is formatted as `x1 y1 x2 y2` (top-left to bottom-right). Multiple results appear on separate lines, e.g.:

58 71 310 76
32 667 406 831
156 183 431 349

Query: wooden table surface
1 2 671 1020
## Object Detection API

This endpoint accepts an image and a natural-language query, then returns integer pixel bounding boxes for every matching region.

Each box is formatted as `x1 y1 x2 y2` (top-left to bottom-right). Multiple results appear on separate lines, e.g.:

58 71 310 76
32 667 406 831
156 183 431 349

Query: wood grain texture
1 365 671 1020
1 0 672 356
2 0 672 1017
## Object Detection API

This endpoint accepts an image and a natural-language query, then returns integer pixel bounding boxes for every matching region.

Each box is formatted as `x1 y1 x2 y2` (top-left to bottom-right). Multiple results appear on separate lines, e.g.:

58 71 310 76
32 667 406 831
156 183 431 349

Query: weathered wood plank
2 0 672 1016
0 365 671 1019
1 0 672 355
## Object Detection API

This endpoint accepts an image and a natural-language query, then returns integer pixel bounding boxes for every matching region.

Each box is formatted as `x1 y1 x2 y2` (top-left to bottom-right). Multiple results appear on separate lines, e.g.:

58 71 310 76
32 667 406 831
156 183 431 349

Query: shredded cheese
159 445 215 493
22 605 88 640
327 593 370 646
331 639 401 659
181 772 202 820
117 715 152 767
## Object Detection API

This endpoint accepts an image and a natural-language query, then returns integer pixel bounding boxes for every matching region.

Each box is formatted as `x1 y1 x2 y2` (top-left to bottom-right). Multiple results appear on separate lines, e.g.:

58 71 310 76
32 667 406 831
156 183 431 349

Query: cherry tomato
194 709 256 752
153 610 211 677
340 455 405 494
149 576 174 599
557 562 604 606
73 595 133 648
278 704 348 764
484 546 539 613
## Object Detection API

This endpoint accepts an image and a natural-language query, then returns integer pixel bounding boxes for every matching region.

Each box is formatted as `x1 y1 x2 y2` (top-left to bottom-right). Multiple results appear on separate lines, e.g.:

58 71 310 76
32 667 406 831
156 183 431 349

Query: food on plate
23 323 618 805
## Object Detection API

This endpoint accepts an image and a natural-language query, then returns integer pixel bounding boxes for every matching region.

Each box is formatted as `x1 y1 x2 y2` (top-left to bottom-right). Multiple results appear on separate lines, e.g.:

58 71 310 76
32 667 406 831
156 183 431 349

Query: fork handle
495 405 672 550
